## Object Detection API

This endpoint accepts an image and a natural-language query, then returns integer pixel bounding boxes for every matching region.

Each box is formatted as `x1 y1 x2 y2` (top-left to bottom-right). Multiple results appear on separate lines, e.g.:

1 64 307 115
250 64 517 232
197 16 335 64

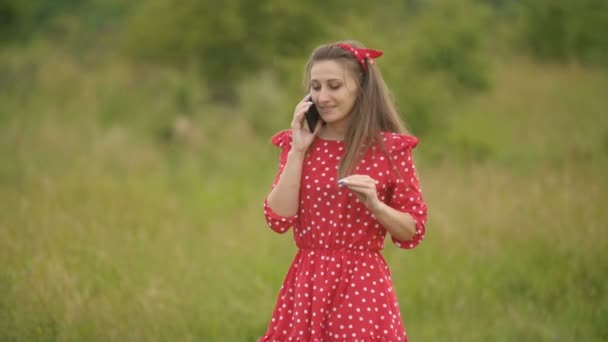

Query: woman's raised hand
338 175 382 212
291 95 321 153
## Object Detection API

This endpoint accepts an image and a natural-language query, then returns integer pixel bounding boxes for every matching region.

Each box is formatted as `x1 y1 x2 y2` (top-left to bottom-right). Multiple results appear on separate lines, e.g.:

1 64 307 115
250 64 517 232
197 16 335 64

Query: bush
516 0 608 66
121 0 336 103
373 0 494 137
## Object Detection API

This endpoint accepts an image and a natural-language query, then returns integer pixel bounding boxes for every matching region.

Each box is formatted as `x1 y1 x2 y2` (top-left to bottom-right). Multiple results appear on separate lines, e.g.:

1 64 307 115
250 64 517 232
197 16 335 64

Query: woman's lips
318 106 336 114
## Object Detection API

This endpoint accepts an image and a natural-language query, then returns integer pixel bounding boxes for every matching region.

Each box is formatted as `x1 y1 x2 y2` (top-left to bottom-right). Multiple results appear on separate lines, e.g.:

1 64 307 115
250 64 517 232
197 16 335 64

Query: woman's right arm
266 95 321 217
266 150 306 217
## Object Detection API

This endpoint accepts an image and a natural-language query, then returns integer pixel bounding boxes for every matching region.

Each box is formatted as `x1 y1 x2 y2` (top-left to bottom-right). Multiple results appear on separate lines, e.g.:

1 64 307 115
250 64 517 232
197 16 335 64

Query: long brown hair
303 40 410 178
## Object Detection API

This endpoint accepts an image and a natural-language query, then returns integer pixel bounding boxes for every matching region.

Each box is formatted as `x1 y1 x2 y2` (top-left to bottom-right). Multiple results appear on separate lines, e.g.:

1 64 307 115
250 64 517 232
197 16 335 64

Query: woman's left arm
342 141 427 249
340 175 416 241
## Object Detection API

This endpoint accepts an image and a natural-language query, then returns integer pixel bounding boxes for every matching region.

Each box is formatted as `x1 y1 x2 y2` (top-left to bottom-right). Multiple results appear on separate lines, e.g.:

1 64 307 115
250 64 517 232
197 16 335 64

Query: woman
260 40 428 342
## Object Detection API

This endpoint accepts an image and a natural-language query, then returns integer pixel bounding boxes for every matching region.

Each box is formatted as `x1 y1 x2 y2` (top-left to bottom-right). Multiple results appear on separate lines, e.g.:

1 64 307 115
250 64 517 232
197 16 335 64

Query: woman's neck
319 120 349 141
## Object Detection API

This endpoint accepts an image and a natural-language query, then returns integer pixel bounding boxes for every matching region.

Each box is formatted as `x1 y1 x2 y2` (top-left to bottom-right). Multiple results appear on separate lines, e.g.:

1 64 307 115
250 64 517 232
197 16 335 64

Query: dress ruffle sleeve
385 133 428 249
263 130 298 234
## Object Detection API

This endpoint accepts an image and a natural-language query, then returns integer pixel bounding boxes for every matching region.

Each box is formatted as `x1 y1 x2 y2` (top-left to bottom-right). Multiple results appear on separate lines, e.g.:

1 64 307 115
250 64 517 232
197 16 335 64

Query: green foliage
121 0 346 102
0 0 17 41
0 0 130 51
408 0 492 91
0 0 85 40
359 0 494 136
515 0 608 65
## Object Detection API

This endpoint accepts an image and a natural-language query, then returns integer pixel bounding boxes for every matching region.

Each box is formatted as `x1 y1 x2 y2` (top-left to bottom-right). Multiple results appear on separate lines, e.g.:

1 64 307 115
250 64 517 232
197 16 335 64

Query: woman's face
309 60 359 128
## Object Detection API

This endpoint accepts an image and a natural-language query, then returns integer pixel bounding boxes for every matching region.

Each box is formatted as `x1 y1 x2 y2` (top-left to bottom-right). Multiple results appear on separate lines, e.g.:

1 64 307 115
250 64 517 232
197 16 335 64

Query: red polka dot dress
260 130 428 342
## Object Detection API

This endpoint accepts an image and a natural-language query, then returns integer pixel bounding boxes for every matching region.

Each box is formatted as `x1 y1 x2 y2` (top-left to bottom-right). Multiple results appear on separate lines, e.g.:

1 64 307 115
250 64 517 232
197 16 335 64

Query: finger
344 180 378 194
294 102 312 119
340 183 379 197
339 176 377 186
295 95 313 113
345 174 378 182
295 99 313 112
294 101 312 114
343 182 375 192
339 179 372 190
292 105 312 128
301 93 312 103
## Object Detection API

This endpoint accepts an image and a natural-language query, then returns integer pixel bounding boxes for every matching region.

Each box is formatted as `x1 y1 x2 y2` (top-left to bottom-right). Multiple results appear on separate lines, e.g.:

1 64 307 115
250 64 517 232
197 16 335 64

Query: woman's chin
319 113 338 123
322 113 350 125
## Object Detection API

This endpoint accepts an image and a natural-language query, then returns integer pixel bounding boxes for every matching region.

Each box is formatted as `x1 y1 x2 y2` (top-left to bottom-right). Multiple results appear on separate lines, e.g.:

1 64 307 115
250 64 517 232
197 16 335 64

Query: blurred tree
0 0 85 41
516 0 608 66
373 0 493 136
122 0 346 103
0 0 17 41
0 0 128 47
408 0 492 91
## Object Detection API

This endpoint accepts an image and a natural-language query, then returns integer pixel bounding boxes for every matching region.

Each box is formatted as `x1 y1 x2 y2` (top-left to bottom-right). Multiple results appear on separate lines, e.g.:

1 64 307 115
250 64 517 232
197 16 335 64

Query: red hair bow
336 43 383 72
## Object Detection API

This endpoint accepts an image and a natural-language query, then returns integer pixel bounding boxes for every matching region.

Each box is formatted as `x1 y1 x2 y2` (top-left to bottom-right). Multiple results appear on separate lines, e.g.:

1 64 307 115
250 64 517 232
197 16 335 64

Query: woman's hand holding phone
291 95 321 153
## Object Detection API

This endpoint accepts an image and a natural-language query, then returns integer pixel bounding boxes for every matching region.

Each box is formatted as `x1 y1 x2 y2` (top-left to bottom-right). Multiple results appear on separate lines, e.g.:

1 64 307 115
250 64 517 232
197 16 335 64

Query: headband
336 43 383 72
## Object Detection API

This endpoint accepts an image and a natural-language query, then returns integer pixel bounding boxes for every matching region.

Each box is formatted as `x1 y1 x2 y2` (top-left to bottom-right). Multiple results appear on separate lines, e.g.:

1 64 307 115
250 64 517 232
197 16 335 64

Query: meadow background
1 0 607 340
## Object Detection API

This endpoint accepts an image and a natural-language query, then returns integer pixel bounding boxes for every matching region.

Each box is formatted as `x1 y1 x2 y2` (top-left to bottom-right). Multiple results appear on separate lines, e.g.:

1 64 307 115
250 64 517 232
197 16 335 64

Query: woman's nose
318 89 330 103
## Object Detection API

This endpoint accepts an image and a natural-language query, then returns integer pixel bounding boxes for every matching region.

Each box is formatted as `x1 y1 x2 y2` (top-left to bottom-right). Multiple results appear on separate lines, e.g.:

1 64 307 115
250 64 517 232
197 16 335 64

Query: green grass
1 47 607 341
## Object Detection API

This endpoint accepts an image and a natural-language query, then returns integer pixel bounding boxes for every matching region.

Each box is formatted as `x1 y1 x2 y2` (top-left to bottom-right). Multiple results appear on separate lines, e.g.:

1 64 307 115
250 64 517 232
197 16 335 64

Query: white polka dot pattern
261 130 427 341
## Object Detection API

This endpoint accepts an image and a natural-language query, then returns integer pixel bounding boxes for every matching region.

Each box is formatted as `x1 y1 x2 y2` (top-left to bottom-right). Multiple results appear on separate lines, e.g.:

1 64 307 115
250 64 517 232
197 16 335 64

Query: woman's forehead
310 60 354 82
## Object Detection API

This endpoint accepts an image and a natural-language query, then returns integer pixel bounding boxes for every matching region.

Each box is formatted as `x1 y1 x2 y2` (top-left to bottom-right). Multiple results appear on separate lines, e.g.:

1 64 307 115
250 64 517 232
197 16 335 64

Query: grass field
1 47 607 341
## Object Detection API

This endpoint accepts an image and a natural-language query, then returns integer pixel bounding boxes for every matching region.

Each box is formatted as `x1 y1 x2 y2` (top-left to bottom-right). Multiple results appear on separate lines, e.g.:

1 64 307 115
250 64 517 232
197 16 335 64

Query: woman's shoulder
380 131 419 152
270 129 292 149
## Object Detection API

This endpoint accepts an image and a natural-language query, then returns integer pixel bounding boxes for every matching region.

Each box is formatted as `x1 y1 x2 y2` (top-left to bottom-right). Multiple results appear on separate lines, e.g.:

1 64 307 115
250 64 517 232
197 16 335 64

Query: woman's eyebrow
311 78 343 82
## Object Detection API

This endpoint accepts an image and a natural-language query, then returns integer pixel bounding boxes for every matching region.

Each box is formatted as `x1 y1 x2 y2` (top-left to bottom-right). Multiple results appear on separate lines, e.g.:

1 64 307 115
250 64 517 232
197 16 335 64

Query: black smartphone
305 97 321 133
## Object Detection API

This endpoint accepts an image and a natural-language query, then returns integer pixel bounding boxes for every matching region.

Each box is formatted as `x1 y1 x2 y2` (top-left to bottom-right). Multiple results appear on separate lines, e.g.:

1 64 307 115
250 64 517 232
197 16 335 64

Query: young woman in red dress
260 41 428 342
